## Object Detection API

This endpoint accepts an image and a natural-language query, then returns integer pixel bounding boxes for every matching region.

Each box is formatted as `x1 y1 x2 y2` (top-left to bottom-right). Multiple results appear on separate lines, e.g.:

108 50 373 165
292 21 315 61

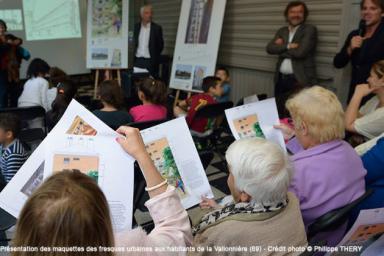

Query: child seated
129 78 168 122
93 80 132 130
47 67 68 108
174 76 223 133
46 79 78 131
18 58 51 111
0 113 29 183
215 66 231 102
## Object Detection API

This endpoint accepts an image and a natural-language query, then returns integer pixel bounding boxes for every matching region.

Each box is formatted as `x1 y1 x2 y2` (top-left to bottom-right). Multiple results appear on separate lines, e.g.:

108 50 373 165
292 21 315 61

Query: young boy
215 66 231 102
174 76 223 133
0 113 29 183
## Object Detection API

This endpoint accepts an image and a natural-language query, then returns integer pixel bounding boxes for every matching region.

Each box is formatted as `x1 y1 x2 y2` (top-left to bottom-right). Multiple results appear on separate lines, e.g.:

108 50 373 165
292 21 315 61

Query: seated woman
12 127 192 253
275 86 366 246
93 80 132 130
345 60 384 140
192 138 307 255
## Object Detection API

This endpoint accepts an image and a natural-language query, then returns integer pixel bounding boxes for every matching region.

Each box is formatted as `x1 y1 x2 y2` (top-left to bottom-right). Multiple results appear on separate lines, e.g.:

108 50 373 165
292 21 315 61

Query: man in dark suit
134 5 164 79
266 1 318 117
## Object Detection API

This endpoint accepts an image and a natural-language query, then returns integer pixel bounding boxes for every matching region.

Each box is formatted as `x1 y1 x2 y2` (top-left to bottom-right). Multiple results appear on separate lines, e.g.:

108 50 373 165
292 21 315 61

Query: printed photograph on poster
185 0 214 44
92 48 109 60
233 115 265 139
145 138 188 198
92 0 123 38
192 65 207 91
20 162 44 197
111 49 122 67
338 224 384 253
175 64 193 80
51 154 99 182
67 116 98 136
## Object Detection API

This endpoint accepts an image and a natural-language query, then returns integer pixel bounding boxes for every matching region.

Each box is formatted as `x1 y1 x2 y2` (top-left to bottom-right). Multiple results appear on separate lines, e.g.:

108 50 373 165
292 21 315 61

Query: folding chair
126 118 168 130
307 189 374 242
0 106 47 150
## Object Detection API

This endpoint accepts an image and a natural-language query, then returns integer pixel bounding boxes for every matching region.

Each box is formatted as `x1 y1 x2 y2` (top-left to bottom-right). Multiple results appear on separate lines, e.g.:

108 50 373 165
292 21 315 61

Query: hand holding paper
116 126 167 198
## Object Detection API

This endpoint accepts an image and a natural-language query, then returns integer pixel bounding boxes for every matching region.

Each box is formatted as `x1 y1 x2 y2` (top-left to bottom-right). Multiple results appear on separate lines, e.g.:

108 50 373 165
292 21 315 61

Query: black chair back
194 101 234 119
307 189 374 240
126 119 168 130
0 106 46 131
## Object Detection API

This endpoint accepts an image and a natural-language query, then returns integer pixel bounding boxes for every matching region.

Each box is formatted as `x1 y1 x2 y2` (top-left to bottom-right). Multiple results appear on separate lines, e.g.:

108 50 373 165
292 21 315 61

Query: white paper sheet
133 67 150 74
225 98 286 150
329 208 384 256
0 100 135 233
243 94 259 104
140 117 213 209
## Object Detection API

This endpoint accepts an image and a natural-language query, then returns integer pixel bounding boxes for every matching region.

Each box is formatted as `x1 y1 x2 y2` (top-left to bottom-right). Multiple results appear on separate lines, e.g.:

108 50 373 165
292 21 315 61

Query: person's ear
301 121 309 136
5 131 13 140
138 91 145 101
239 192 251 203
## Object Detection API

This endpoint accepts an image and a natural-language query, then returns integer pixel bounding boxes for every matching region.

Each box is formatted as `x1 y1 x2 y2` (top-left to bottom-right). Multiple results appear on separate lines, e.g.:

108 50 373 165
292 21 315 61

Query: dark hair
99 80 124 109
49 80 78 127
26 58 50 79
360 0 384 11
284 1 309 22
202 76 221 93
49 67 68 87
216 66 230 77
0 20 7 31
137 78 167 105
0 113 21 138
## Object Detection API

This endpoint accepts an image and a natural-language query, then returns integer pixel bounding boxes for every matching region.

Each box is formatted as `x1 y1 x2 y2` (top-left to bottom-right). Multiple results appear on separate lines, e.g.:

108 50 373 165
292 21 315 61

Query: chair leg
0 230 8 246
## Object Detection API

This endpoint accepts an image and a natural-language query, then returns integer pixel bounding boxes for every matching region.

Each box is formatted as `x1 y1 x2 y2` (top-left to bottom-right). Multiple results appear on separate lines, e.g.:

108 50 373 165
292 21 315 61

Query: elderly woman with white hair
191 138 307 256
275 86 366 246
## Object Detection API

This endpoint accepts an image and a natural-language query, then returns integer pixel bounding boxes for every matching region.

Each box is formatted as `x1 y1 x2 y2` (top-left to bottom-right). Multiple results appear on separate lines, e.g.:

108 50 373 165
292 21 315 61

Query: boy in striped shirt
0 113 29 183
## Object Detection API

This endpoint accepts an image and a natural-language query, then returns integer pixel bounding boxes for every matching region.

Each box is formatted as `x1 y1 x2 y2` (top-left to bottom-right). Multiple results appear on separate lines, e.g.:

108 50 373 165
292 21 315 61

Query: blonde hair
12 170 114 256
226 138 292 205
286 86 345 144
372 60 384 79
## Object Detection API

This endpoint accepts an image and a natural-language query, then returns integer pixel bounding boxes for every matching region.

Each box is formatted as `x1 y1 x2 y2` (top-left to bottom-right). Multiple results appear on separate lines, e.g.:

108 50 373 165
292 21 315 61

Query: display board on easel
169 0 226 95
86 0 129 97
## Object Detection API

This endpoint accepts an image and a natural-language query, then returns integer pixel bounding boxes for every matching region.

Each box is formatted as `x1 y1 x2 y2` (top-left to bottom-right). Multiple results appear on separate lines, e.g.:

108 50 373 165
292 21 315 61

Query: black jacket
134 21 164 65
334 18 384 100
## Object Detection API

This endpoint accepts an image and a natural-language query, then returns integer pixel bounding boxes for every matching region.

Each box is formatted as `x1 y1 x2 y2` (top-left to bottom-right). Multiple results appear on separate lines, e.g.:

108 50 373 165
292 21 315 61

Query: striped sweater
0 139 29 183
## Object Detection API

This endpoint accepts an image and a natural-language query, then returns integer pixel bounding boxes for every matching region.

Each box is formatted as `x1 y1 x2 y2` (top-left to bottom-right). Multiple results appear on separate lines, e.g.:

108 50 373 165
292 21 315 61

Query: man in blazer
134 5 164 78
266 1 317 117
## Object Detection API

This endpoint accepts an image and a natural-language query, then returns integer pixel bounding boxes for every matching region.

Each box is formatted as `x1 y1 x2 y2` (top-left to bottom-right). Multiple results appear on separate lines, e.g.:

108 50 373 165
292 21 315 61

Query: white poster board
0 100 135 233
86 0 129 69
225 98 286 151
140 117 213 209
170 0 226 92
327 208 384 256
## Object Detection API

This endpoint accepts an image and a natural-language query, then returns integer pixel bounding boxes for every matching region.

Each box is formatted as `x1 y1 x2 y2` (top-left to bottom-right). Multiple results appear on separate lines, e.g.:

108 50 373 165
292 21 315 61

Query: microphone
358 20 366 37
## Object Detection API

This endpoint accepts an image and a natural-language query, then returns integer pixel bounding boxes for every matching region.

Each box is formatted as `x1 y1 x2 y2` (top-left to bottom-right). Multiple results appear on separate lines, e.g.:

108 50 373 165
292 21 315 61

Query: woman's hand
274 123 296 141
354 84 375 99
200 197 219 210
116 126 147 161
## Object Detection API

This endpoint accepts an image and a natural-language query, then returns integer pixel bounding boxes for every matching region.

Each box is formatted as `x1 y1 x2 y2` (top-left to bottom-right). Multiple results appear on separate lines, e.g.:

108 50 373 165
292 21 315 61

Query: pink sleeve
115 187 192 253
144 186 193 248
129 107 138 122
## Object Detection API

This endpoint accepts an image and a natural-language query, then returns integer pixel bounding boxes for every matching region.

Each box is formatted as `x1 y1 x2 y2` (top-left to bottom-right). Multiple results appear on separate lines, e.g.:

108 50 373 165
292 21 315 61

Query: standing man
266 1 317 117
334 0 384 102
134 5 164 79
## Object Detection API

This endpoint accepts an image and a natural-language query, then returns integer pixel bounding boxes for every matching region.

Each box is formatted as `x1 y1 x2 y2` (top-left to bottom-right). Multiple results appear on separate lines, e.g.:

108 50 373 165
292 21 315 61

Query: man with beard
334 0 384 103
266 1 317 117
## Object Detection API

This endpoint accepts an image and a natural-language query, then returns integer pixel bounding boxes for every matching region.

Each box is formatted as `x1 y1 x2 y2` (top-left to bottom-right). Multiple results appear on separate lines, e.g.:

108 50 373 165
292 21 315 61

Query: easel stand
93 69 122 99
173 89 192 108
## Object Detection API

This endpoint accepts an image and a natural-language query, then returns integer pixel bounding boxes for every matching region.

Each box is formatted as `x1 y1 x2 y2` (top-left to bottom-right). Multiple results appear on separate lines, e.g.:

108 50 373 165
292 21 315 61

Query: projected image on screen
23 0 82 41
0 10 23 31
